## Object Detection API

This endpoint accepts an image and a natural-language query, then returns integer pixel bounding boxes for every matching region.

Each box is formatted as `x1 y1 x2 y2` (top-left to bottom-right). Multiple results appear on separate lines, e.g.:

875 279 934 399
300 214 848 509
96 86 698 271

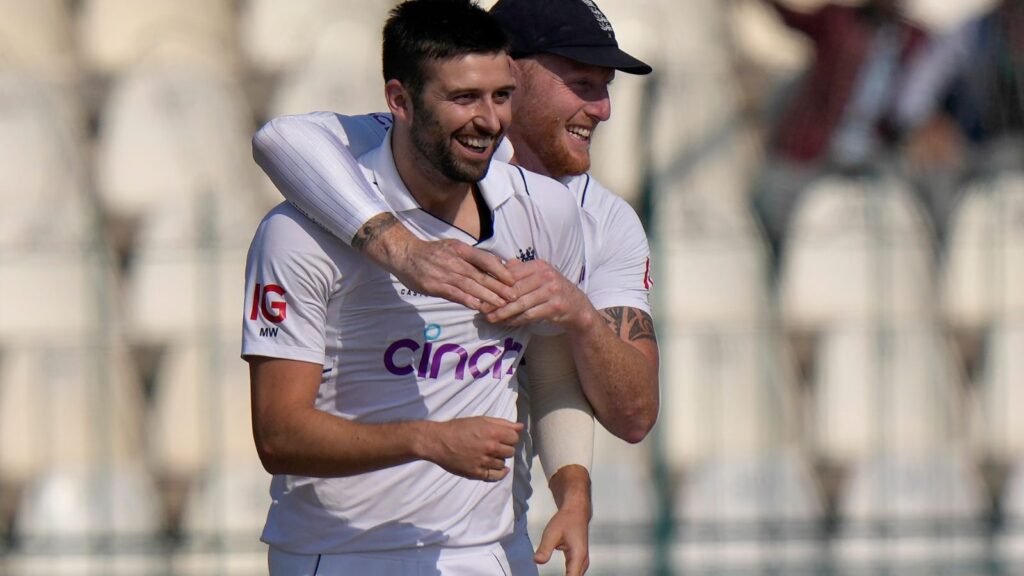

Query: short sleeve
583 186 653 315
241 204 338 365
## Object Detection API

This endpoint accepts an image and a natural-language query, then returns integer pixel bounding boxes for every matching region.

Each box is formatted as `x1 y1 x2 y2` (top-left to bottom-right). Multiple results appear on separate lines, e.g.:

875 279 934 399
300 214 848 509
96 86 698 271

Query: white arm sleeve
525 334 594 479
252 111 392 243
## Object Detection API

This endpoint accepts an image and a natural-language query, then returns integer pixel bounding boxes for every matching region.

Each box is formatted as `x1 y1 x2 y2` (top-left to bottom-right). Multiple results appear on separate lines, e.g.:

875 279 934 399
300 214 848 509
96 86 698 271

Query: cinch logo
259 327 279 338
249 283 287 323
643 257 654 290
383 337 524 380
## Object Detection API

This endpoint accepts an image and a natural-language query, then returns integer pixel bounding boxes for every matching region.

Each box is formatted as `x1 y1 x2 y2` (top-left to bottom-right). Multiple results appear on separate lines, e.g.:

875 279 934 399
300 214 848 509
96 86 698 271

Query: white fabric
269 541 514 576
566 173 652 315
501 519 540 576
252 112 393 242
524 335 595 479
242 131 584 555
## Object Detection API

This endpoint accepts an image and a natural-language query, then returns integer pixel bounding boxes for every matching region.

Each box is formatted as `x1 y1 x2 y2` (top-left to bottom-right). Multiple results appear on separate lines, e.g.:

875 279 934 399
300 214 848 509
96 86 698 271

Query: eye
452 93 476 104
493 90 512 103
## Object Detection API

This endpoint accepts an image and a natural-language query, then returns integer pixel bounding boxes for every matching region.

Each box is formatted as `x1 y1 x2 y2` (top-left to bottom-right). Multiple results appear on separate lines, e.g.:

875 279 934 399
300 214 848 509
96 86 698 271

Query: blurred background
0 0 1021 574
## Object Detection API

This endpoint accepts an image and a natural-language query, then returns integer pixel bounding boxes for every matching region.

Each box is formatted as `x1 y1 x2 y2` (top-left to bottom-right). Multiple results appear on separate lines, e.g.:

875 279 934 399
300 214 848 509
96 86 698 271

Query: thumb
533 523 560 565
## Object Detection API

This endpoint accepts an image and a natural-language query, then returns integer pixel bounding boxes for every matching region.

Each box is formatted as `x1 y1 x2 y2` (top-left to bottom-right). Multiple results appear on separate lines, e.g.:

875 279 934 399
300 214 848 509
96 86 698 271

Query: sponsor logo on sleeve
643 257 653 290
249 284 287 334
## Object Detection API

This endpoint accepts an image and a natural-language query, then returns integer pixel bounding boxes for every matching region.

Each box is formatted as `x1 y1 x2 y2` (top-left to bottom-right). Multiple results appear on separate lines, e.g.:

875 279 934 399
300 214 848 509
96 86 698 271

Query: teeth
567 126 592 140
457 136 492 150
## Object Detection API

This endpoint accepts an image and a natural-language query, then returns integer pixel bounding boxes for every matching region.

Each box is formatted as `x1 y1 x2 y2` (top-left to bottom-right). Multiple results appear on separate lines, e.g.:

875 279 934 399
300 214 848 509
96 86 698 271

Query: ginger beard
511 72 593 179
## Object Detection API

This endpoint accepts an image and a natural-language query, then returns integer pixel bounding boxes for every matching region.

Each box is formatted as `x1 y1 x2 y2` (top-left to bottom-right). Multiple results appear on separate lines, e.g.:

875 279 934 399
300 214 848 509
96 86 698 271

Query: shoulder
251 202 339 261
490 162 579 221
255 111 391 149
571 174 646 232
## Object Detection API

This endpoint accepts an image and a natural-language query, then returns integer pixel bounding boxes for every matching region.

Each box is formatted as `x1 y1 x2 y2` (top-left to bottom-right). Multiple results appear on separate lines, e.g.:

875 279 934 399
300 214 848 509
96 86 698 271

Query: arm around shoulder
251 113 390 243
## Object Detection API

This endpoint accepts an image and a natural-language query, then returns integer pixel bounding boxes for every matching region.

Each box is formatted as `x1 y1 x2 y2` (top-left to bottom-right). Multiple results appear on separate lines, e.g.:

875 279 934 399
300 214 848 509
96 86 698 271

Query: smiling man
242 2 587 574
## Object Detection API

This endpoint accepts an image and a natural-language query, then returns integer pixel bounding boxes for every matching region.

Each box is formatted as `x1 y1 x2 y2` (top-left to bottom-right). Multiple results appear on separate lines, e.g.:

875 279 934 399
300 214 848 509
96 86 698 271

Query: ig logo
249 283 287 323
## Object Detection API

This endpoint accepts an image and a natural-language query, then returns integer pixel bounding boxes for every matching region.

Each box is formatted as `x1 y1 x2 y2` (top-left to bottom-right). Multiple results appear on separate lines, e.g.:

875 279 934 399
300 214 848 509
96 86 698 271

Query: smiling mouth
455 135 494 154
566 125 593 143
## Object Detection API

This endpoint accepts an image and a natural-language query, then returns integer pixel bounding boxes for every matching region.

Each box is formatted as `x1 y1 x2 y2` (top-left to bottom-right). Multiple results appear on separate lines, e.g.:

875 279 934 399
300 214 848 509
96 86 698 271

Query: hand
359 217 517 311
484 259 592 330
398 238 517 311
422 417 523 481
535 466 592 575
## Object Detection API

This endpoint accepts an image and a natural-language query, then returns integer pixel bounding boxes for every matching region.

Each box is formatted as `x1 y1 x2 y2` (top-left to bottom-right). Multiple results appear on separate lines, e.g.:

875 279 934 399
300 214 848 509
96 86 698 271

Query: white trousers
268 522 539 576
500 519 540 576
270 542 512 576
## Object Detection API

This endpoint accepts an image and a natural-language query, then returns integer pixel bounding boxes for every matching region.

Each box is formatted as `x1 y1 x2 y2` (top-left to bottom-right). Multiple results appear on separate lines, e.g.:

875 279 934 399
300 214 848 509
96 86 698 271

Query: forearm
255 405 434 477
252 115 389 243
564 306 659 443
526 336 595 478
548 465 592 516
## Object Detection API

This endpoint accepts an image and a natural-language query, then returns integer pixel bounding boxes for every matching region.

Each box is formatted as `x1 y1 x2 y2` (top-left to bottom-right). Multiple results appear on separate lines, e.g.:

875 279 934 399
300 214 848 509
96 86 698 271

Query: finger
432 285 484 311
471 271 519 303
486 294 552 325
493 443 515 459
498 421 526 440
454 274 511 309
459 246 516 288
437 260 509 308
484 294 539 324
485 466 510 482
533 525 560 565
497 300 564 328
564 547 587 576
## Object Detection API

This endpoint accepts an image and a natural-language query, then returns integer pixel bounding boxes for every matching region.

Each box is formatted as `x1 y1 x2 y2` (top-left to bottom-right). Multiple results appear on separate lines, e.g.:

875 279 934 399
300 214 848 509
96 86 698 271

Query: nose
585 90 612 123
474 99 503 135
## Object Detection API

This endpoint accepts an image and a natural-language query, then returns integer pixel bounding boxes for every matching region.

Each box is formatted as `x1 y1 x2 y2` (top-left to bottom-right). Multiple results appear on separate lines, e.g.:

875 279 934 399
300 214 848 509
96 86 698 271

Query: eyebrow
445 83 517 95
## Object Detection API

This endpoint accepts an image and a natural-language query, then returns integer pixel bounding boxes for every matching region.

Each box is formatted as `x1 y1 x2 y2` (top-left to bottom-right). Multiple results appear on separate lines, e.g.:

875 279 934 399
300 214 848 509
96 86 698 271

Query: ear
508 57 524 84
385 79 413 123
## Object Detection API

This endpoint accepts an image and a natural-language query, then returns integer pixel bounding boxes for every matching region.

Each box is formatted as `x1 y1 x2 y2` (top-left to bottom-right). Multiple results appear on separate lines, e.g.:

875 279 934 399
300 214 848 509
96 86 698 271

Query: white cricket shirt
242 130 585 554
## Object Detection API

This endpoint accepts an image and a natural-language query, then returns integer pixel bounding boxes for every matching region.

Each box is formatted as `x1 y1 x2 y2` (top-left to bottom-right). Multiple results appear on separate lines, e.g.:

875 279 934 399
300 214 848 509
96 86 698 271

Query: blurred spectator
899 0 1024 240
930 0 1024 146
753 0 930 259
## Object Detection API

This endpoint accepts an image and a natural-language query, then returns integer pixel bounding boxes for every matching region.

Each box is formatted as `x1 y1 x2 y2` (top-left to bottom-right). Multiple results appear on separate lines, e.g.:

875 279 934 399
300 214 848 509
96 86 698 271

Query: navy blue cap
489 0 653 75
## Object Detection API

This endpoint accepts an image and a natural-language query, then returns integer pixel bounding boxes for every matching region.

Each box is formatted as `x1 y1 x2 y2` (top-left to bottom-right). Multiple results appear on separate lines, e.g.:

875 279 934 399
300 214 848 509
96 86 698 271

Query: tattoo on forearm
352 213 399 252
600 307 657 343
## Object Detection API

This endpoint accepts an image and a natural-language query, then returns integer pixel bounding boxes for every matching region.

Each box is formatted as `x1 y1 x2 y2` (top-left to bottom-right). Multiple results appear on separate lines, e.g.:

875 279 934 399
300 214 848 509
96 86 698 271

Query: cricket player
252 1 659 574
243 1 593 574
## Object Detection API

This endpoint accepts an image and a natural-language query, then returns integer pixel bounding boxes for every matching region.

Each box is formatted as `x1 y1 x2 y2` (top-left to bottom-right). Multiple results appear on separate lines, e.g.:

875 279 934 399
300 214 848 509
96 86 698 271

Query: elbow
254 439 284 475
620 408 658 444
252 115 306 165
608 390 659 444
253 426 293 475
252 117 288 166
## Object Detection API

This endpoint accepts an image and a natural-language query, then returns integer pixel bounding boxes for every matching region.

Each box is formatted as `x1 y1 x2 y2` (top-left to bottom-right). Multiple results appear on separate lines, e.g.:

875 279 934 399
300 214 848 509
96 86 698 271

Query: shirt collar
362 128 517 215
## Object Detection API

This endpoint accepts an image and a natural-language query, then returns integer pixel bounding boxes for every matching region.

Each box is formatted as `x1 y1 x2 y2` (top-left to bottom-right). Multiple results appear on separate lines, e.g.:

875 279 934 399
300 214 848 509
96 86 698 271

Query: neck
507 131 554 178
392 128 483 236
